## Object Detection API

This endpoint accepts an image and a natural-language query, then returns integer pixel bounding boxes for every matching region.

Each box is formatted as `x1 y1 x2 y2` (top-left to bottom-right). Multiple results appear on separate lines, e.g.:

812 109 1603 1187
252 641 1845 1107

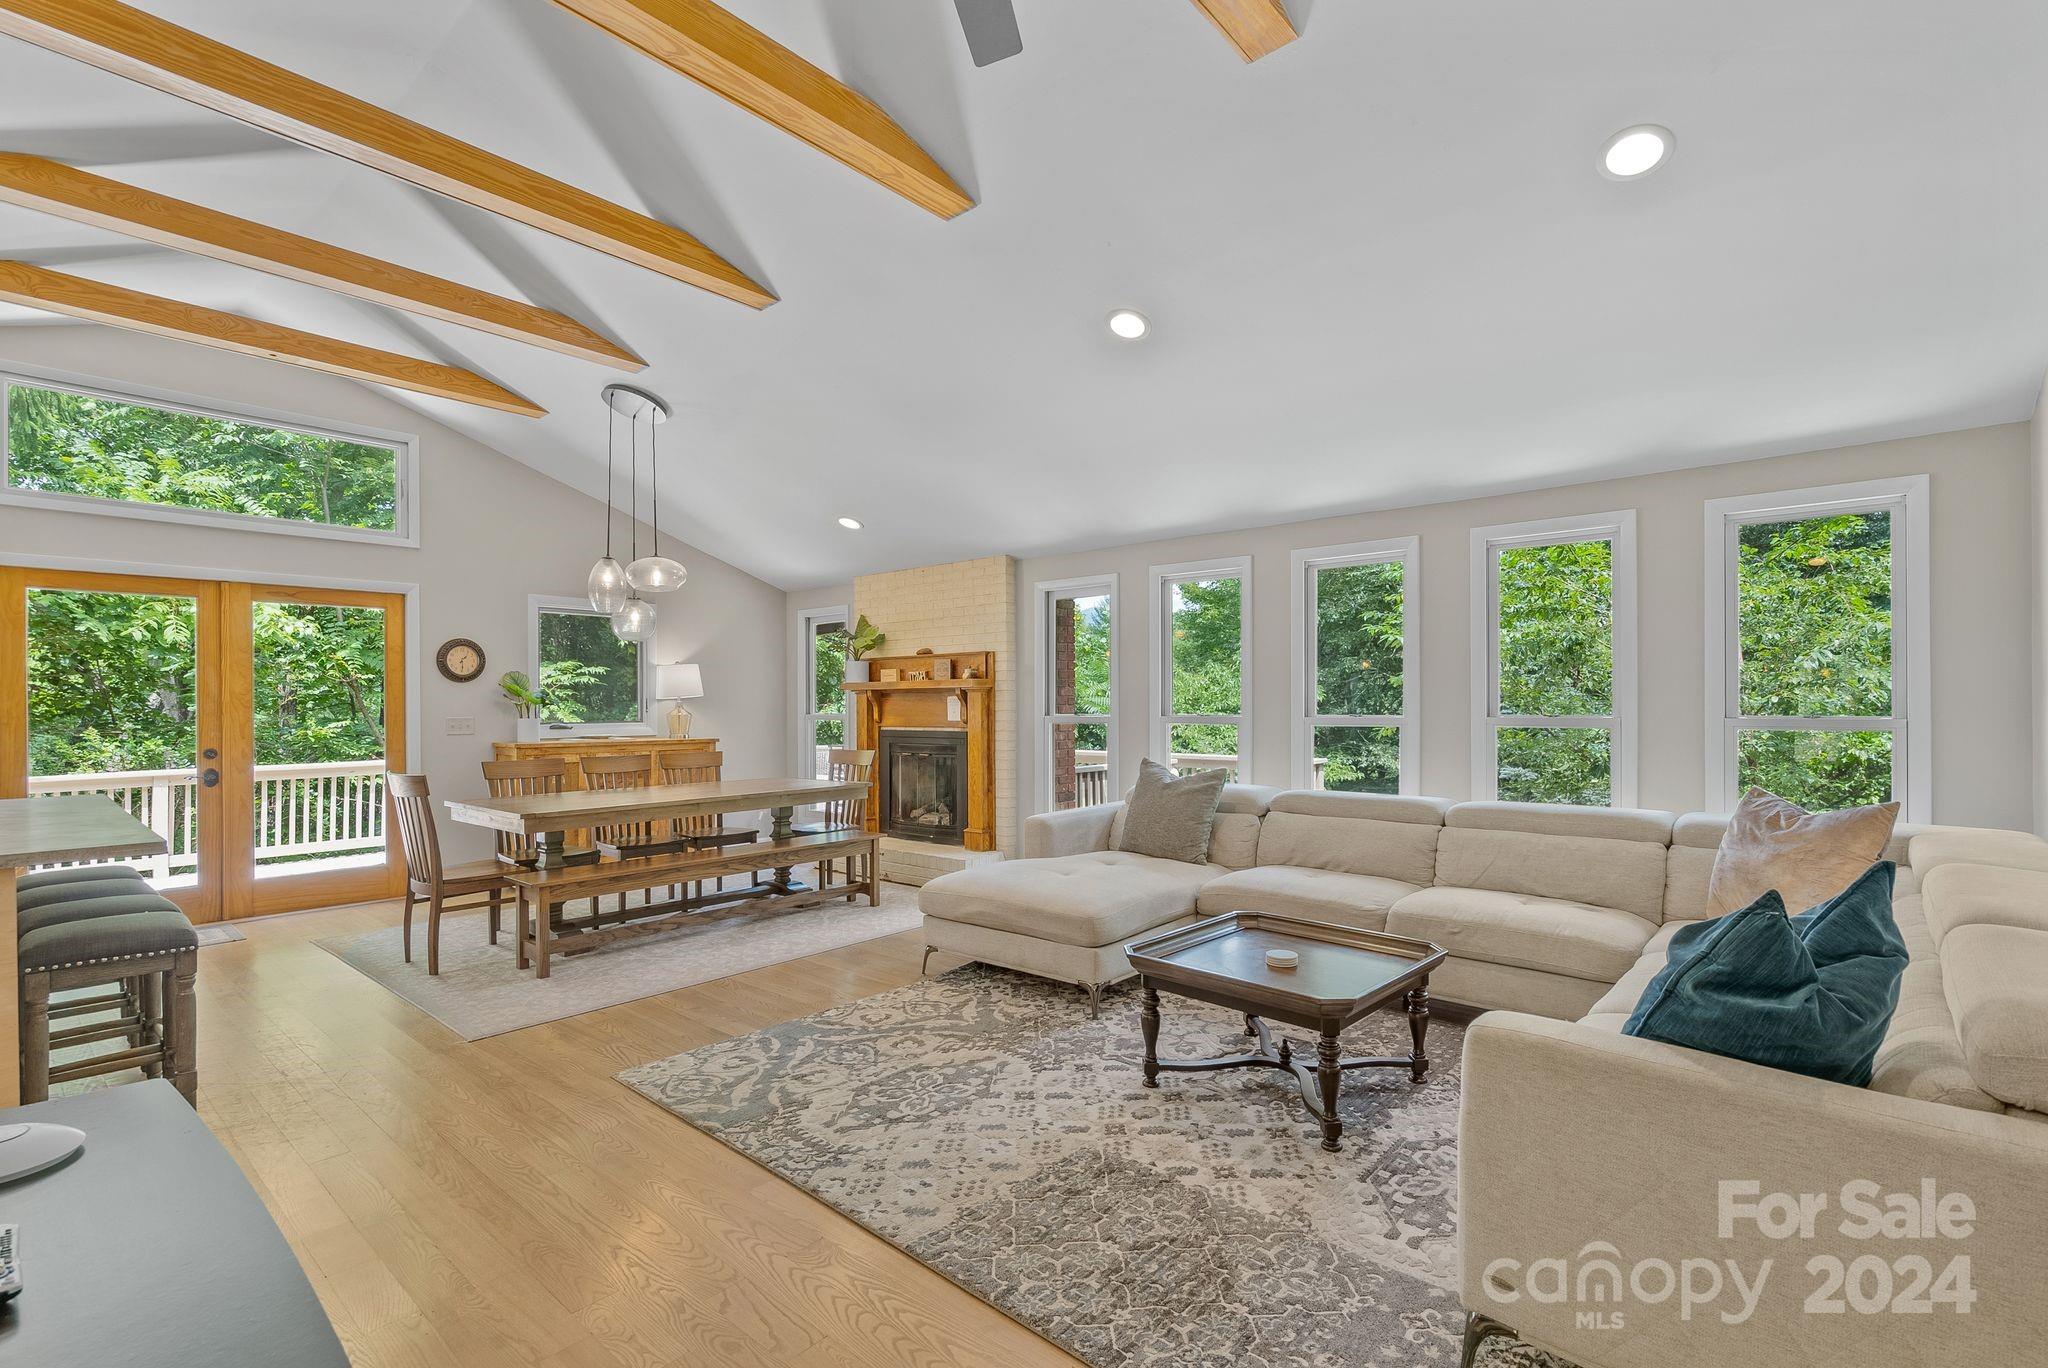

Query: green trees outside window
812 618 847 753
535 610 640 723
1165 575 1243 771
1309 558 1405 793
6 380 400 533
1492 539 1616 805
1732 510 1895 810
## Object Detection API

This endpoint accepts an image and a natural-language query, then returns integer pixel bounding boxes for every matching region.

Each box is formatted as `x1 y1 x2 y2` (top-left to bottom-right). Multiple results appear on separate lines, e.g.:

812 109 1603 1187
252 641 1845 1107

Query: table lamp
657 662 704 738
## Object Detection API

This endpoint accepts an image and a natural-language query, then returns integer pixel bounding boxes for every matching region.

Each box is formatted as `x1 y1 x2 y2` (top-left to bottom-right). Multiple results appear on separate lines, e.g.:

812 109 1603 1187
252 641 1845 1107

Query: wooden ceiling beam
0 154 643 370
0 261 546 417
1188 0 1299 62
548 0 972 219
0 0 774 306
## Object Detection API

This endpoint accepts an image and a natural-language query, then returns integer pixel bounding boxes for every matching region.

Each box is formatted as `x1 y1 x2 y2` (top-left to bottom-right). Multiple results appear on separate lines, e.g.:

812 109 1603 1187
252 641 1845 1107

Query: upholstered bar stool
19 901 198 1106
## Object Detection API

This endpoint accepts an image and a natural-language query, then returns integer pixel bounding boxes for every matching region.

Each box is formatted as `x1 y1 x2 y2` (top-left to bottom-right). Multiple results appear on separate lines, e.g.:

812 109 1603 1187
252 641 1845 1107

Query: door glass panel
26 587 199 890
252 601 388 879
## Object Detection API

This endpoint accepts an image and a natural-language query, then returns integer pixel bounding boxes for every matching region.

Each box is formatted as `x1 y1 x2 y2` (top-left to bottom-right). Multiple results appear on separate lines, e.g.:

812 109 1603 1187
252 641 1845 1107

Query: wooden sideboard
490 736 720 789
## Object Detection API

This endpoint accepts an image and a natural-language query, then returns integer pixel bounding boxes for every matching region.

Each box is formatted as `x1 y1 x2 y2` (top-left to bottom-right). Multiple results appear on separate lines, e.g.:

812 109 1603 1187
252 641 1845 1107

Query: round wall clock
436 638 486 683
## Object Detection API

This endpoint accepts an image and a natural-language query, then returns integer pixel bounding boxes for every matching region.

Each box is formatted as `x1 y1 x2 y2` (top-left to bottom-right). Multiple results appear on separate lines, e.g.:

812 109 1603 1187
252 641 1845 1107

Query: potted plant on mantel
836 615 886 683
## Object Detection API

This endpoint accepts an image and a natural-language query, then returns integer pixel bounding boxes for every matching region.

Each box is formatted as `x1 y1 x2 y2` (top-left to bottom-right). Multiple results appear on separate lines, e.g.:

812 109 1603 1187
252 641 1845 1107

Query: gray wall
1014 422 2035 830
0 327 789 862
2032 378 2048 835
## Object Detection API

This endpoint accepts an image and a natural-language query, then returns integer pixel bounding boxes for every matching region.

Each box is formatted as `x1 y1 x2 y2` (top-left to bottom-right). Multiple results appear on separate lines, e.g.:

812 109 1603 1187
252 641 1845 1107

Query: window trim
0 362 419 547
1469 510 1638 806
525 594 651 738
1288 536 1420 793
1149 555 1253 783
1702 476 1929 820
1032 573 1120 813
794 603 850 777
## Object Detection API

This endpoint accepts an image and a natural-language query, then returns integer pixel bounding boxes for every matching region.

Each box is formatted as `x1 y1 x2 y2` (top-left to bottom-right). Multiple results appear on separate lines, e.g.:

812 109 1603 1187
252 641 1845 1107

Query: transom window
1291 538 1418 793
1471 512 1637 806
1 371 413 545
1150 557 1251 782
528 597 645 732
1036 576 1116 810
1705 478 1927 819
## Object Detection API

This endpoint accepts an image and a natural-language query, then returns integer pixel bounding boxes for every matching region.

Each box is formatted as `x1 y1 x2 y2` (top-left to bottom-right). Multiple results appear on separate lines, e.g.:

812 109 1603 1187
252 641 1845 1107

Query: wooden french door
0 567 407 921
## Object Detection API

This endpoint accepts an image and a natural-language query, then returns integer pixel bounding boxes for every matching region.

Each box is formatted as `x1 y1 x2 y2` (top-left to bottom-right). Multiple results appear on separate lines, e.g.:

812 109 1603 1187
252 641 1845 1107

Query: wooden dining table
442 777 877 977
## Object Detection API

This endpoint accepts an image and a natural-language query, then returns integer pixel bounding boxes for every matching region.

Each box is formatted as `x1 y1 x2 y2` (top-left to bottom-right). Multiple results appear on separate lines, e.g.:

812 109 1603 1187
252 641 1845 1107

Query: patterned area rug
620 965 1566 1367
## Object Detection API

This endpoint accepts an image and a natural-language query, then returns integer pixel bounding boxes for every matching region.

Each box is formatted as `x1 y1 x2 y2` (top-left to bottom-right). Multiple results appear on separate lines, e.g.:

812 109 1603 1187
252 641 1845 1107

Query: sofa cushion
1387 887 1656 982
1705 788 1898 919
1108 783 1278 865
1587 921 1698 1017
1255 804 1440 887
1434 827 1669 922
1922 863 2048 948
1117 759 1227 863
1623 865 1908 1087
1869 894 2005 1113
1446 801 1675 844
1909 827 2048 879
1196 866 1418 931
919 851 1222 949
1940 923 2048 1111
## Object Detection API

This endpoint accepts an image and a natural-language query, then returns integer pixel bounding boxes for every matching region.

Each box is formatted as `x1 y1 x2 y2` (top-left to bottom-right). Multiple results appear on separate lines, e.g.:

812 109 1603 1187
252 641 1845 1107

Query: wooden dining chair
480 758 569 866
819 747 876 899
657 750 726 900
578 752 656 912
388 773 510 976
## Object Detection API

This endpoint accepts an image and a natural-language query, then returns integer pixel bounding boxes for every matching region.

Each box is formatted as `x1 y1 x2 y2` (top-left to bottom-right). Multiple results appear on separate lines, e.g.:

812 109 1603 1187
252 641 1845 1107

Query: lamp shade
657 662 704 700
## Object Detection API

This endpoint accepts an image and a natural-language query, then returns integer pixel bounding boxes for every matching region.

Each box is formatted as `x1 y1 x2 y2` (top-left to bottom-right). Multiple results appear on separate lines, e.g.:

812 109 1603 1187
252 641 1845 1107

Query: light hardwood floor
187 898 1084 1368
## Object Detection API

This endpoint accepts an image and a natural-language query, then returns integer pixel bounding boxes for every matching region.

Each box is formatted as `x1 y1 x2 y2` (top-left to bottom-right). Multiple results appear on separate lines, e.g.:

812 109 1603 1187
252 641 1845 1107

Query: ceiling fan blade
952 0 1022 66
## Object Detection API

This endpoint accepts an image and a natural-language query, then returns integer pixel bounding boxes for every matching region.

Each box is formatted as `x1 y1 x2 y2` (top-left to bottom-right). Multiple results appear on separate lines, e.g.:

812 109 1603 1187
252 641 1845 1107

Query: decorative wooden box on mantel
843 651 996 853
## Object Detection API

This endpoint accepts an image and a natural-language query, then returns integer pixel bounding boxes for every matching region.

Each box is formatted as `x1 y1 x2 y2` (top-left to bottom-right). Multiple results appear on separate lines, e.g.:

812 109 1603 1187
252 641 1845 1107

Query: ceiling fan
952 0 1023 66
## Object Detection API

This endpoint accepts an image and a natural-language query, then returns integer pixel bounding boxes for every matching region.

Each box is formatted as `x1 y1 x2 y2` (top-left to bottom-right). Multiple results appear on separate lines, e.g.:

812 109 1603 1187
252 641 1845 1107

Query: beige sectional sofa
918 786 2048 1365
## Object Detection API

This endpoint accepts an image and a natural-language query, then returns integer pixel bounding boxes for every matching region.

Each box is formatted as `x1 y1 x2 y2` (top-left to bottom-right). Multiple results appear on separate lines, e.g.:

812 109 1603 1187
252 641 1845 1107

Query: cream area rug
619 965 1567 1368
315 868 921 1040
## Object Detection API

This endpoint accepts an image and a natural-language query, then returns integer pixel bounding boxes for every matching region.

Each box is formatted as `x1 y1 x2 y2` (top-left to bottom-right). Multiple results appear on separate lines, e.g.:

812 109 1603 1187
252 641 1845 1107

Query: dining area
389 744 880 981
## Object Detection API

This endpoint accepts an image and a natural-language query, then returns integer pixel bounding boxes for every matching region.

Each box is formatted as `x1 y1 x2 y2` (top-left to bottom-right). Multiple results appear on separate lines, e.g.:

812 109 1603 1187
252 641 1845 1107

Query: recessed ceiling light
837 516 863 530
1107 309 1149 340
1600 124 1674 180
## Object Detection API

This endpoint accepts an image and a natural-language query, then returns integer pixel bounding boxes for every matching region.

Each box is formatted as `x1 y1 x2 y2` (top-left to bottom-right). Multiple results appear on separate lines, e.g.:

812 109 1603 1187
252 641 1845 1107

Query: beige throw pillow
1706 787 1900 917
1117 758 1227 864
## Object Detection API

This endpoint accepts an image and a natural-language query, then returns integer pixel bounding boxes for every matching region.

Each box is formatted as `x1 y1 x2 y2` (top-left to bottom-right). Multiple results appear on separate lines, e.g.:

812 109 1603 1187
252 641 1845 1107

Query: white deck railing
26 759 387 879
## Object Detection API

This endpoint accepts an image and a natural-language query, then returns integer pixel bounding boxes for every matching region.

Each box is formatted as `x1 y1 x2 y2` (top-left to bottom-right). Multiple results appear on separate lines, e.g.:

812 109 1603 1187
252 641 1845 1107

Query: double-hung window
1471 512 1637 806
1290 538 1418 793
1150 557 1251 782
796 605 849 779
1 369 415 545
1704 477 1927 818
1035 576 1117 810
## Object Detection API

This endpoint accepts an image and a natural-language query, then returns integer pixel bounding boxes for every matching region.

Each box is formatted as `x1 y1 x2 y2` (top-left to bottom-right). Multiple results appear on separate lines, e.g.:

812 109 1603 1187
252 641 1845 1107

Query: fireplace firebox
878 729 969 844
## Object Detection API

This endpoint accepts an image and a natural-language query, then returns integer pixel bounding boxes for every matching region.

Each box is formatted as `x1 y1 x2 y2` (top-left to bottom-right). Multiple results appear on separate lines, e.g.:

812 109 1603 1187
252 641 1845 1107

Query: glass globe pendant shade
610 593 656 643
626 555 688 593
587 556 629 614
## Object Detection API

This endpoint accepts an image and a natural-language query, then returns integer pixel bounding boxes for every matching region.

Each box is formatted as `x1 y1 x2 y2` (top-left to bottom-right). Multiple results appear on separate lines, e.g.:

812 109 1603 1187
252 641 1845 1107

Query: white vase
845 659 871 683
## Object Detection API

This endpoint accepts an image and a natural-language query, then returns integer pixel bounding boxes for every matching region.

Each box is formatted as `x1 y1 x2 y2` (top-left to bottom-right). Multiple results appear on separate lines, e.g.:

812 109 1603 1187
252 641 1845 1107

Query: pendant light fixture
601 386 668 642
585 400 628 614
619 383 687 594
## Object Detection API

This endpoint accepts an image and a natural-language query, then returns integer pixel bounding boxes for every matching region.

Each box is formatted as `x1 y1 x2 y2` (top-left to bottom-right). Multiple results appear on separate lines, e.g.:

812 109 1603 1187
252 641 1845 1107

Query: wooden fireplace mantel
844 651 996 852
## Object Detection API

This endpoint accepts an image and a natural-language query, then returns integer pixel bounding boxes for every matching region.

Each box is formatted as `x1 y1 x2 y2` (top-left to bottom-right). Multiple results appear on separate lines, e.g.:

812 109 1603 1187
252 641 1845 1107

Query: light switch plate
445 717 476 736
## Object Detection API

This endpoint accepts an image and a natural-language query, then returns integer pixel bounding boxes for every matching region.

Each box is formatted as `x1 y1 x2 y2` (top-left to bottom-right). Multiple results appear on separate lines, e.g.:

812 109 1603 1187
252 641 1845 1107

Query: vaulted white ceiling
2 0 2045 588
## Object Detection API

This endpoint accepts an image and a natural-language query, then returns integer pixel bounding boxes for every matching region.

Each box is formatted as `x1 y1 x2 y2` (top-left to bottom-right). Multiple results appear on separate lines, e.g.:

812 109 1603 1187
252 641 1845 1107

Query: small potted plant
499 670 546 719
837 615 886 683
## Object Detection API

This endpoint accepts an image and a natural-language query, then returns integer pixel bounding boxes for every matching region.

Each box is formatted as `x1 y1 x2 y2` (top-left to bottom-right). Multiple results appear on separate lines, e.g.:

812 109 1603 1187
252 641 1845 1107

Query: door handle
201 769 220 788
202 748 219 761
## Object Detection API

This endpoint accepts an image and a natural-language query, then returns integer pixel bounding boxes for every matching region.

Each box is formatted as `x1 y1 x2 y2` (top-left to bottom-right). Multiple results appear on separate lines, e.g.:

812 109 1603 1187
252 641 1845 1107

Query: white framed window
1703 476 1928 820
526 595 650 737
1289 537 1419 794
1149 556 1252 783
795 604 850 779
0 364 418 546
1034 575 1118 812
1470 511 1637 807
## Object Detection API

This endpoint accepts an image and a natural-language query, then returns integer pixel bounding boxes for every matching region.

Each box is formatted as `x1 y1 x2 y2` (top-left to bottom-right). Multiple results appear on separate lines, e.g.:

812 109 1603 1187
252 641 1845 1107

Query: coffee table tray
1125 911 1445 1015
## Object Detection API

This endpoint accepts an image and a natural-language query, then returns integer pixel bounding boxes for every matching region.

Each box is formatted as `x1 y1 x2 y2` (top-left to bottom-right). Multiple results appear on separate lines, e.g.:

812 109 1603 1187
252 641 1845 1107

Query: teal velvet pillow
1623 861 1907 1086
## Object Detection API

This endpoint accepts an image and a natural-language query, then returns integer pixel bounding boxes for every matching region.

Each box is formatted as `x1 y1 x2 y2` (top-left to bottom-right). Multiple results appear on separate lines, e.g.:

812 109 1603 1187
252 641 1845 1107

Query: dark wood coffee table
1124 911 1447 1152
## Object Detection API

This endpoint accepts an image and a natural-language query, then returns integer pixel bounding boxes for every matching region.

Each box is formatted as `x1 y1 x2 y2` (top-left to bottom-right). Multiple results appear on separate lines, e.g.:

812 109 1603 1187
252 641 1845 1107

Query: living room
0 2 2045 1366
